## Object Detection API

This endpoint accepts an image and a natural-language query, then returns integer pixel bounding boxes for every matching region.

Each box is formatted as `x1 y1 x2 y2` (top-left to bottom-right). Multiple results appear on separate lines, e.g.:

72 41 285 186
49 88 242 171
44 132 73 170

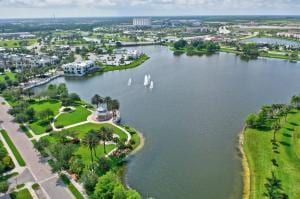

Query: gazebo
95 105 112 121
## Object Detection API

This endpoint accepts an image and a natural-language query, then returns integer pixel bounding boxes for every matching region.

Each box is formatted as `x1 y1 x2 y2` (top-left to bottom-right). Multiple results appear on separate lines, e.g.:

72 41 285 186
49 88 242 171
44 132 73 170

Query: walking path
0 97 73 199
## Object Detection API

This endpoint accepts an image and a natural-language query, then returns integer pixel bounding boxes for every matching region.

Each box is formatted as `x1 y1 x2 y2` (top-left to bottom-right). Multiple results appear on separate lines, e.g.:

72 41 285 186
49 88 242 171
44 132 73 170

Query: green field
60 123 127 140
75 144 115 165
54 106 90 127
0 130 26 166
244 109 300 198
0 39 37 48
28 100 61 135
10 188 33 199
29 100 61 115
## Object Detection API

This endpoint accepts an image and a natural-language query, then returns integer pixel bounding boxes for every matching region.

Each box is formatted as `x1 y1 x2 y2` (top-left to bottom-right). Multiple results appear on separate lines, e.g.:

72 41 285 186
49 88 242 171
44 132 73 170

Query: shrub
55 124 64 129
32 183 40 190
45 126 53 132
63 107 72 112
16 183 25 189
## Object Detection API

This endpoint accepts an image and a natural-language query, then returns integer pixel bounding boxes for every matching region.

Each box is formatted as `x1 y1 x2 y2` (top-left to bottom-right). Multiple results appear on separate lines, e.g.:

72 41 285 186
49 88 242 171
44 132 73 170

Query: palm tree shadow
279 141 291 147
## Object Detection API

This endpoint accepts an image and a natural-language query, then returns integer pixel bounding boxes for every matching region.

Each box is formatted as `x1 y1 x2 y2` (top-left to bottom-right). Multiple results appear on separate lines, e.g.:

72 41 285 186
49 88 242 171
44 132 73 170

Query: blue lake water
34 46 300 198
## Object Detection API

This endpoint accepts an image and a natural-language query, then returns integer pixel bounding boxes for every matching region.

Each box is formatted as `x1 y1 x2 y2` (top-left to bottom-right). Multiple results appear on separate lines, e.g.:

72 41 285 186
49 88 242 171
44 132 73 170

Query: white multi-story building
63 61 96 76
133 18 152 27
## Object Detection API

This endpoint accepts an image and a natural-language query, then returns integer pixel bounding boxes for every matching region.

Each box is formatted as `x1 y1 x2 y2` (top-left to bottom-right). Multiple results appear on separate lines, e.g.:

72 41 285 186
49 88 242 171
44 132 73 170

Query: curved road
0 97 73 199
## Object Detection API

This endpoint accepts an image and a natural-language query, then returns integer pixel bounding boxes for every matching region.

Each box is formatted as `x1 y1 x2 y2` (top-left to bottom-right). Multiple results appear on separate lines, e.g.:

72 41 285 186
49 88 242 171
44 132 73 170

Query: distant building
63 60 97 76
133 18 152 27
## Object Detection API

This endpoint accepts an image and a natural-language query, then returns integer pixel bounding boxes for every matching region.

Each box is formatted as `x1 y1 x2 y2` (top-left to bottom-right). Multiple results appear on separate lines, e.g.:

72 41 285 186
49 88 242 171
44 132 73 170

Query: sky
0 0 299 18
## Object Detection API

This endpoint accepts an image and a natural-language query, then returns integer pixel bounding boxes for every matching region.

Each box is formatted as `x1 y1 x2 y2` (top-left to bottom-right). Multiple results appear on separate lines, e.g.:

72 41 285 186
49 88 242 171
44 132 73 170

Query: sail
144 75 149 86
149 81 154 89
128 78 132 86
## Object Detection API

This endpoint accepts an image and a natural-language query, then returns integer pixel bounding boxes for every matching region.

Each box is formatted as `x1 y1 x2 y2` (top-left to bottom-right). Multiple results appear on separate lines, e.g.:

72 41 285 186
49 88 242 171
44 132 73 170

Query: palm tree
98 126 113 154
91 94 101 108
264 172 287 199
82 130 99 163
271 122 281 142
291 95 300 109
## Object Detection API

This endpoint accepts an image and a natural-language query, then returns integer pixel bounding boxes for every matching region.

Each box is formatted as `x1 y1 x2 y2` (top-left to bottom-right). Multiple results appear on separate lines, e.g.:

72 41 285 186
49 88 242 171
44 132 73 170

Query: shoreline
129 129 145 156
119 128 145 190
238 127 250 199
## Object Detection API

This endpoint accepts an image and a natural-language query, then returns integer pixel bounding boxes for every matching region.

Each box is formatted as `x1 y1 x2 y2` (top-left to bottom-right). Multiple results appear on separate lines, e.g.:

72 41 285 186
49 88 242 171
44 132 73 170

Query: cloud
0 0 299 9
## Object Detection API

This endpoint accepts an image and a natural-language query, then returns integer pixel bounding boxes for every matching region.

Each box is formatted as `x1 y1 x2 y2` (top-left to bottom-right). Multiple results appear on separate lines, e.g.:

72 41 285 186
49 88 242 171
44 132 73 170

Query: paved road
0 97 73 199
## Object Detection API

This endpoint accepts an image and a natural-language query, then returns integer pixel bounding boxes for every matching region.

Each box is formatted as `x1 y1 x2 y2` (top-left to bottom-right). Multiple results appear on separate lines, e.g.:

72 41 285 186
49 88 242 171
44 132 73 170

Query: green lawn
0 39 37 48
244 109 300 199
30 100 61 115
0 130 26 166
75 144 115 165
10 188 33 199
54 106 90 127
61 123 127 140
28 100 61 135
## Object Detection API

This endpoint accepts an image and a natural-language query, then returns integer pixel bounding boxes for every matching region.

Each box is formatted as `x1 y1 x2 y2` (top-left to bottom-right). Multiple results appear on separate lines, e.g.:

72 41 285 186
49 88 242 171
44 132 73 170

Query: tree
68 93 81 102
91 94 102 108
38 108 54 120
0 181 8 193
83 130 99 163
174 39 187 50
98 126 113 154
69 157 85 177
95 157 110 176
264 172 288 199
291 95 300 108
49 143 76 172
271 122 281 142
81 170 98 194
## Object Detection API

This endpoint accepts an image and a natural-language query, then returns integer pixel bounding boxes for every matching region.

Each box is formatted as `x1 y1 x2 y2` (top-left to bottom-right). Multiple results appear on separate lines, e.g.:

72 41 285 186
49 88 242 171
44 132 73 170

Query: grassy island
242 95 300 199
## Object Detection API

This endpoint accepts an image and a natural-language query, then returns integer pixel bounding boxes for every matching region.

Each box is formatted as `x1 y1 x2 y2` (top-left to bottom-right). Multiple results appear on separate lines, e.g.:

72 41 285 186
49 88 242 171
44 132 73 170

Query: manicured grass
61 123 127 140
0 39 37 48
244 109 300 199
10 188 33 199
54 106 90 127
29 100 61 115
102 54 149 72
60 174 85 199
0 130 26 166
28 100 61 135
75 144 115 165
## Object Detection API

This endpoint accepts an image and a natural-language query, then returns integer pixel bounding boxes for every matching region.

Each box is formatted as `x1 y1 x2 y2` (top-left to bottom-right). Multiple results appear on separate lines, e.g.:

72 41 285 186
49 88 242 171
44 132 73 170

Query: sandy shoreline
238 127 250 199
130 130 145 156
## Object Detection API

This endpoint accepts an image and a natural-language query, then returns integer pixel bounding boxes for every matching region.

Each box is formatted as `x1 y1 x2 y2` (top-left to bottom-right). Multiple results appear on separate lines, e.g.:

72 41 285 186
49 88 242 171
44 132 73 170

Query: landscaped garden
243 95 300 199
3 83 142 198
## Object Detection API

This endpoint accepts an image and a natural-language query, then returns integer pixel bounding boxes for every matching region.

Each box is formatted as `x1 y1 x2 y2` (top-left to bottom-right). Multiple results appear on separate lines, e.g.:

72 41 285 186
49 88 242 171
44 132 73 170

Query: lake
34 46 300 199
242 37 300 47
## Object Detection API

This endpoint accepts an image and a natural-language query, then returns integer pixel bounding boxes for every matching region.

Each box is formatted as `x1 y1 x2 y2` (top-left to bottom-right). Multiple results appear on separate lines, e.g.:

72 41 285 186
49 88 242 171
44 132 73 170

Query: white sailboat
144 75 149 86
149 81 154 89
128 78 132 86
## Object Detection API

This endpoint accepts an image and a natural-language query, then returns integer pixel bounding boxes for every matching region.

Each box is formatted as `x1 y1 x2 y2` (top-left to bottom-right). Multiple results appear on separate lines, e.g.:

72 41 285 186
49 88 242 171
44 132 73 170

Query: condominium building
63 60 96 76
133 18 152 27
